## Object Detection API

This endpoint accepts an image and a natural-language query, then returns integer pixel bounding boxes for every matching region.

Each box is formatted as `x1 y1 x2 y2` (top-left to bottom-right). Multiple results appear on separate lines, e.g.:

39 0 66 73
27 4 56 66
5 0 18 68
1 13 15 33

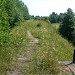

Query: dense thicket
58 13 66 22
5 0 30 28
0 0 29 28
0 0 29 45
59 8 75 44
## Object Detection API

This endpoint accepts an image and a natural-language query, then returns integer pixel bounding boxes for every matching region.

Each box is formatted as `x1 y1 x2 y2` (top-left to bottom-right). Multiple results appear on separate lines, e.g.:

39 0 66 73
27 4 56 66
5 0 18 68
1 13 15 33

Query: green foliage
22 20 74 74
36 23 41 27
0 1 75 74
27 20 74 61
49 12 58 23
49 12 66 23
30 15 49 21
51 23 60 29
0 0 30 74
5 0 30 27
30 45 60 74
0 0 10 45
59 8 75 41
0 20 73 74
0 22 28 74
72 30 75 45
58 13 65 22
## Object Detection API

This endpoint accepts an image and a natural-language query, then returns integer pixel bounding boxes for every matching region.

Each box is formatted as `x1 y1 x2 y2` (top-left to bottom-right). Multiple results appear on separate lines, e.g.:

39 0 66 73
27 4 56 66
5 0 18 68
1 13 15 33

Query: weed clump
36 23 41 27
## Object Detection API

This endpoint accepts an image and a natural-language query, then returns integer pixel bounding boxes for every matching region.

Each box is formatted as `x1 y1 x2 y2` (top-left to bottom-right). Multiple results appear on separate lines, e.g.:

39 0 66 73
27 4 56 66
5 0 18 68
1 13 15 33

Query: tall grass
0 20 74 74
23 20 74 74
26 20 74 61
0 22 28 75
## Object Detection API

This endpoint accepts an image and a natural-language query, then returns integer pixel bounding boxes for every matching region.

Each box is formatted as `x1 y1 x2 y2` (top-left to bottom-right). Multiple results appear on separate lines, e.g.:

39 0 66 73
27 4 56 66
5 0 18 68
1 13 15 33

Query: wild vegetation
0 0 29 74
4 20 74 75
0 0 75 75
0 19 74 74
59 8 75 45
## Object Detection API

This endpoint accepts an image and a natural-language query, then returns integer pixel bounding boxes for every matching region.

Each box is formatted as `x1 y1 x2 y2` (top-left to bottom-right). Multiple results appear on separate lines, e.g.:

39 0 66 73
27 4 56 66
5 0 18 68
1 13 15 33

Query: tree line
30 12 66 23
30 15 49 21
49 12 65 23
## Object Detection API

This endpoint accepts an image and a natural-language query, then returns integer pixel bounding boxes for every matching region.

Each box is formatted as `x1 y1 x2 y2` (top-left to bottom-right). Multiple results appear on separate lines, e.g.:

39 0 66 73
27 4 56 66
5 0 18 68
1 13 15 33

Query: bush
36 23 41 27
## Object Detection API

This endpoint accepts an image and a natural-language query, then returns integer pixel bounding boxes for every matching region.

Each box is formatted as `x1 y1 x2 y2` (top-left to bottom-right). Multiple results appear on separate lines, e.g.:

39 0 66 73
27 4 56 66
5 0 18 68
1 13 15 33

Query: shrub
36 23 41 27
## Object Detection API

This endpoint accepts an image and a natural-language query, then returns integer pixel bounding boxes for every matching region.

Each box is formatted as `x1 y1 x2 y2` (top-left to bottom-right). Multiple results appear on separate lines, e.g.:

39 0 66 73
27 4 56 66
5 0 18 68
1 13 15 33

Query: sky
22 0 75 16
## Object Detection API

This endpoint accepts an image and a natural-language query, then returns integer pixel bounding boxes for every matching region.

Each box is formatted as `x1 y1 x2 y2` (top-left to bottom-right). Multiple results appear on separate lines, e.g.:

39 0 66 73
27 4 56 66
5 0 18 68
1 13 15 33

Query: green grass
0 20 74 75
0 22 29 75
25 20 74 61
23 20 74 74
51 23 60 29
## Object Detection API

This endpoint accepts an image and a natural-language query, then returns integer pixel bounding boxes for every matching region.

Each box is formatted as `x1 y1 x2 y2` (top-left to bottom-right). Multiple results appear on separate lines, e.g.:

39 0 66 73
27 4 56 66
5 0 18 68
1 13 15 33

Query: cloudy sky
22 0 75 16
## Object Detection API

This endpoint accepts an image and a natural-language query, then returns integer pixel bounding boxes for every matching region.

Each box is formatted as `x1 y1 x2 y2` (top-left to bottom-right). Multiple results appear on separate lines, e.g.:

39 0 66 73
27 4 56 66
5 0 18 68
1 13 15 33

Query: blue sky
22 0 75 16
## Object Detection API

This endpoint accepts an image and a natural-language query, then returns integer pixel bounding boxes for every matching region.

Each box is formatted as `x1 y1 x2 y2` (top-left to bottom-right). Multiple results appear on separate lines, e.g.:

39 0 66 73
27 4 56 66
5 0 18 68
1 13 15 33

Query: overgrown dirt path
7 31 38 75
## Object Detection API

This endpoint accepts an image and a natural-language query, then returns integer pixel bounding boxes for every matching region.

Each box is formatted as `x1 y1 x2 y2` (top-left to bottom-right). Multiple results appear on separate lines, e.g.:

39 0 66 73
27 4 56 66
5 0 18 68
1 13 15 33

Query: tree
0 0 30 44
49 12 58 23
59 8 75 41
5 0 30 28
30 15 35 19
35 16 41 20
58 13 65 23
